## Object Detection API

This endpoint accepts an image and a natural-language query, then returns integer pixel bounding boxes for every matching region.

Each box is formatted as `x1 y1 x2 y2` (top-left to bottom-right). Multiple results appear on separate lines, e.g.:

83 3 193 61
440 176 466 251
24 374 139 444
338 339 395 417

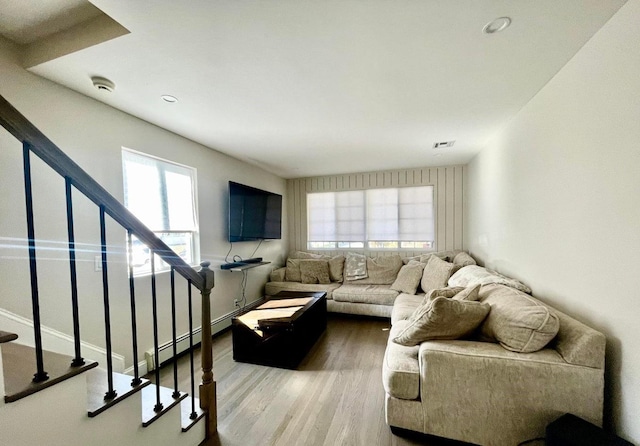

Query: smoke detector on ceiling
91 76 115 93
433 141 455 149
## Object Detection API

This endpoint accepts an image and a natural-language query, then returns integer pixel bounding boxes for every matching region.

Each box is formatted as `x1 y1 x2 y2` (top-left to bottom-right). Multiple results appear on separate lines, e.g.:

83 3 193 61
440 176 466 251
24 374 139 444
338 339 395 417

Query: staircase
0 95 217 445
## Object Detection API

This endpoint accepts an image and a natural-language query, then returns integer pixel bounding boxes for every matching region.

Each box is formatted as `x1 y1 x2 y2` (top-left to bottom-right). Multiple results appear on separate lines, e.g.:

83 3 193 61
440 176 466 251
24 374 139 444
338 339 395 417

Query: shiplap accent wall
287 165 466 257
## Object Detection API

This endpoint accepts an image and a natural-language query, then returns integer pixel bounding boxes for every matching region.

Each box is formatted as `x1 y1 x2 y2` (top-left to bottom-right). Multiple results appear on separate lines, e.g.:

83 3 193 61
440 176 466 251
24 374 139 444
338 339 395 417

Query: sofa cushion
452 251 476 268
285 258 302 282
448 265 532 294
328 255 345 282
391 293 425 325
269 267 286 282
265 281 341 300
289 251 330 260
393 297 491 347
333 284 399 305
300 259 331 284
349 255 403 285
452 284 481 302
479 284 560 353
390 261 425 295
425 286 465 301
420 256 457 293
383 319 420 400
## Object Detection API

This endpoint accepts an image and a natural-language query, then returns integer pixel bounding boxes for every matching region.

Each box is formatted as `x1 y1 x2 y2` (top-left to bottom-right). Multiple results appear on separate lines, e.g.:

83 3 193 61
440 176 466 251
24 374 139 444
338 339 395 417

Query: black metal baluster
65 177 84 367
127 231 141 386
187 280 197 419
170 267 180 398
150 252 163 412
22 143 48 383
100 205 117 400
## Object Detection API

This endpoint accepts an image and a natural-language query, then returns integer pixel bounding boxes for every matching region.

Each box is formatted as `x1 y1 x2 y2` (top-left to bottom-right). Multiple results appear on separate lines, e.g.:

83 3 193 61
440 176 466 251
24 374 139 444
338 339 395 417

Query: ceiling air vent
433 141 455 149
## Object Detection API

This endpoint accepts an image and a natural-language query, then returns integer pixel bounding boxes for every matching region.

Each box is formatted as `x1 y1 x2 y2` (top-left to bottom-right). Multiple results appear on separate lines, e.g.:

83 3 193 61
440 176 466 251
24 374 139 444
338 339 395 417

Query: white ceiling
0 0 627 178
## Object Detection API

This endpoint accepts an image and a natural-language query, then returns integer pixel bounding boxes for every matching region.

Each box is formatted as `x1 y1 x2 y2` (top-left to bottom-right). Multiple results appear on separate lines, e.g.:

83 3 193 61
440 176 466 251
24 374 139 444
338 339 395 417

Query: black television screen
228 181 282 242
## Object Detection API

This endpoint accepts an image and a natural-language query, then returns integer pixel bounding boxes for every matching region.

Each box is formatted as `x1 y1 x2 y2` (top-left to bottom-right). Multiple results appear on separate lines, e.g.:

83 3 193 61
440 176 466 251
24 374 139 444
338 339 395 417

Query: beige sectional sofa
265 250 606 445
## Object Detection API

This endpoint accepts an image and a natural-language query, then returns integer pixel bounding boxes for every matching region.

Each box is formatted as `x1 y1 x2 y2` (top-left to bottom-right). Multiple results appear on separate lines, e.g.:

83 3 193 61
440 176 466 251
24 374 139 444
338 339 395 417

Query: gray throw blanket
345 252 368 281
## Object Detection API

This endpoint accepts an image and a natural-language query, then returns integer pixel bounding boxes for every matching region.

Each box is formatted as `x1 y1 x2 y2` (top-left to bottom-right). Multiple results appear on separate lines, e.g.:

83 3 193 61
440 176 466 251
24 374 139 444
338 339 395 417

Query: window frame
122 148 200 276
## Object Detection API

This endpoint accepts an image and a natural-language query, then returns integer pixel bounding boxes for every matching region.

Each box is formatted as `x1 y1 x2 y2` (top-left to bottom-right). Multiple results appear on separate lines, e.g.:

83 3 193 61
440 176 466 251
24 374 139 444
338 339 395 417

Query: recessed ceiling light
483 17 511 34
161 95 178 103
91 76 115 92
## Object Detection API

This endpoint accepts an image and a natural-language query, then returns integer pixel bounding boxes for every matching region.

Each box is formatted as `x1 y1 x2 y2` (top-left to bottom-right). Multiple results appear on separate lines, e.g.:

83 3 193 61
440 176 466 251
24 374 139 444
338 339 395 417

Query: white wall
466 1 640 442
0 37 288 368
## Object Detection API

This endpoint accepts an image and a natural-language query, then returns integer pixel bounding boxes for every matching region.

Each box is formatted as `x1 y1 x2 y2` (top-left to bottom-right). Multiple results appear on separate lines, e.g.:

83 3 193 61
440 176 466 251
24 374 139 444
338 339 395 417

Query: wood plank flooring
153 314 470 446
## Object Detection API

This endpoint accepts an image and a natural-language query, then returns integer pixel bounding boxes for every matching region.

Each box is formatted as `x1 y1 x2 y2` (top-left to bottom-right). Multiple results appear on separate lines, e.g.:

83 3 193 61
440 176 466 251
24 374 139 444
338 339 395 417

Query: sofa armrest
269 267 286 282
418 340 604 445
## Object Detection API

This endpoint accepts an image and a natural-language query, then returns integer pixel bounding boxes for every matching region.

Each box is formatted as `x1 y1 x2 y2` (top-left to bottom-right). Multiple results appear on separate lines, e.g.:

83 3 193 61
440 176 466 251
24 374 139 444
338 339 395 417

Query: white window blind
307 186 434 249
307 191 364 242
122 149 199 274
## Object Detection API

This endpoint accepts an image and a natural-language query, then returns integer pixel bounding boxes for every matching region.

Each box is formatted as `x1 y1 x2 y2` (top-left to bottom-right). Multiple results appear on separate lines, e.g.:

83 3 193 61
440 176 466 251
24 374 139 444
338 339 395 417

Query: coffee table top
234 291 327 335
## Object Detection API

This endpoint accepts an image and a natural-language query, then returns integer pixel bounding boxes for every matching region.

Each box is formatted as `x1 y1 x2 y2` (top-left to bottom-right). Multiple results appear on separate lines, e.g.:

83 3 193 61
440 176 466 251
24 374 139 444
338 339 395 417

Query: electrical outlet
94 256 102 272
234 299 240 307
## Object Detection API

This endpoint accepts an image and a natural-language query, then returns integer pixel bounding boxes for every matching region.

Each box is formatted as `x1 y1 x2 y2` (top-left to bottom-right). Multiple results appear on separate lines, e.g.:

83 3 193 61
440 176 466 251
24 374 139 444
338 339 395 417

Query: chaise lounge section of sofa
383 269 606 446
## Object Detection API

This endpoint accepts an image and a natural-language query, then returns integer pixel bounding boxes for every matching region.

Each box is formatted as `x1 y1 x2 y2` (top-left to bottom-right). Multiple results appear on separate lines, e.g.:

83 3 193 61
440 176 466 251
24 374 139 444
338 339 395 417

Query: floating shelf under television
221 261 271 272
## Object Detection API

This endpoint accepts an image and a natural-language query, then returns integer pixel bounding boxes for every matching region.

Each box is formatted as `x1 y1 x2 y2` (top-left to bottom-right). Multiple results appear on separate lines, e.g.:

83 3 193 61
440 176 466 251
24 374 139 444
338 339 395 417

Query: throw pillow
299 259 331 284
284 258 302 282
452 251 476 268
452 284 481 302
328 255 345 282
390 261 426 295
425 286 465 300
393 297 491 346
420 255 457 293
479 284 559 353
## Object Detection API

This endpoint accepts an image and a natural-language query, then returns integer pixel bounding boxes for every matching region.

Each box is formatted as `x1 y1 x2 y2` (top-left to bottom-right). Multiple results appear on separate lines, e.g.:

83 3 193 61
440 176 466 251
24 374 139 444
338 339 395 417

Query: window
307 186 434 250
122 149 198 274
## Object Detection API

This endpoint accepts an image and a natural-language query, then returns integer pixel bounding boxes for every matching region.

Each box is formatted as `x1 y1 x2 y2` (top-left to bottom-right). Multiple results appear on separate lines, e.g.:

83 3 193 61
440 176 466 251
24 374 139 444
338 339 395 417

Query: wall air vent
433 141 455 149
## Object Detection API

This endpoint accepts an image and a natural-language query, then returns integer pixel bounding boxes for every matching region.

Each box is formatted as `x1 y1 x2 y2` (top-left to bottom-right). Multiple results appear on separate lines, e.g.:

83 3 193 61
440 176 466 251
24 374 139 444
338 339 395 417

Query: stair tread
141 384 188 427
2 342 98 403
180 396 205 432
87 368 151 417
0 331 18 343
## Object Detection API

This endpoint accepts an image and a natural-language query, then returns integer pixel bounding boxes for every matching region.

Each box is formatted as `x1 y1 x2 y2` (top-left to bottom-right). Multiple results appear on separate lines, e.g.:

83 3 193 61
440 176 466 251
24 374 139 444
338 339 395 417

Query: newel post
198 261 217 438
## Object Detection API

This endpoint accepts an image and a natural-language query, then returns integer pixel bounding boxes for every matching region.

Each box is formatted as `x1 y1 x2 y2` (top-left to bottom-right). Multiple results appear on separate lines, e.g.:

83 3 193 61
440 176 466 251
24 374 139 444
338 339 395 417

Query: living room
0 1 638 445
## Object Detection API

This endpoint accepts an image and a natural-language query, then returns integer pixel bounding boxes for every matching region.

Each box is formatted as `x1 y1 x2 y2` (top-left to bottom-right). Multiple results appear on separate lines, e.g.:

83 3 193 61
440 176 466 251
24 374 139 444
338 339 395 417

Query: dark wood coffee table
232 291 327 369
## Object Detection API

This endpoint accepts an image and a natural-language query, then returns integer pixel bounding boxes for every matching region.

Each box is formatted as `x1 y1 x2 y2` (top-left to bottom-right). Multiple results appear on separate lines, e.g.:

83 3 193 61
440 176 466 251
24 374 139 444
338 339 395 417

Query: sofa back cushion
448 265 532 294
351 255 403 285
421 256 457 293
479 284 559 353
285 258 302 282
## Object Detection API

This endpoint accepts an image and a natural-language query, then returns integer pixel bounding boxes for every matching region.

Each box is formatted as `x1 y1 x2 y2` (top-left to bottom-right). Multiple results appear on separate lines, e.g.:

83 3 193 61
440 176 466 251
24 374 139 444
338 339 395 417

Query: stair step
1 342 98 403
0 330 18 343
181 396 205 432
87 368 151 417
141 384 187 427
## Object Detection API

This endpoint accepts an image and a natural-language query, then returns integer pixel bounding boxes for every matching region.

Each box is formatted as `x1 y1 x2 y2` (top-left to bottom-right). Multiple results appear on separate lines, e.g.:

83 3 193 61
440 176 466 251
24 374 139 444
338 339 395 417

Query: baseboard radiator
145 297 265 372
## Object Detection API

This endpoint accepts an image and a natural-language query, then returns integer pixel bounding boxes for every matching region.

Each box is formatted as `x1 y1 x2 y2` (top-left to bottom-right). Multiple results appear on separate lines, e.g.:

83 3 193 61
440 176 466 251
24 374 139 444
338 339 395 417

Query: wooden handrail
0 95 203 290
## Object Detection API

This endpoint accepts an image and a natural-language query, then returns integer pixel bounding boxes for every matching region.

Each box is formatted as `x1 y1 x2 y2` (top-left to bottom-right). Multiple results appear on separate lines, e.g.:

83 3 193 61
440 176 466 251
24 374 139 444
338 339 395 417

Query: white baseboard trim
144 297 266 372
0 307 125 372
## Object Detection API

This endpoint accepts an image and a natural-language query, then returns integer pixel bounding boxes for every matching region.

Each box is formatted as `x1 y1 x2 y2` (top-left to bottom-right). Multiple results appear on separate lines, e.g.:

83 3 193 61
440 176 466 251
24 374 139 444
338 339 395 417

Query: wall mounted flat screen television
228 181 282 242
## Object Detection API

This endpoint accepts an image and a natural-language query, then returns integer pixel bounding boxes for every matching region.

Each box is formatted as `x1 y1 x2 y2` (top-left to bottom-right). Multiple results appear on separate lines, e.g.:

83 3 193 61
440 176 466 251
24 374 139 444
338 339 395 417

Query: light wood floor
154 314 470 446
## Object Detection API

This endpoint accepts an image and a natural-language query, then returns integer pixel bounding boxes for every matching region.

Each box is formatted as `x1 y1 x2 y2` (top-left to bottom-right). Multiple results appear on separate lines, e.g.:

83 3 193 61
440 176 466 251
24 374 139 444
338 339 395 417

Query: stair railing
0 95 217 438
